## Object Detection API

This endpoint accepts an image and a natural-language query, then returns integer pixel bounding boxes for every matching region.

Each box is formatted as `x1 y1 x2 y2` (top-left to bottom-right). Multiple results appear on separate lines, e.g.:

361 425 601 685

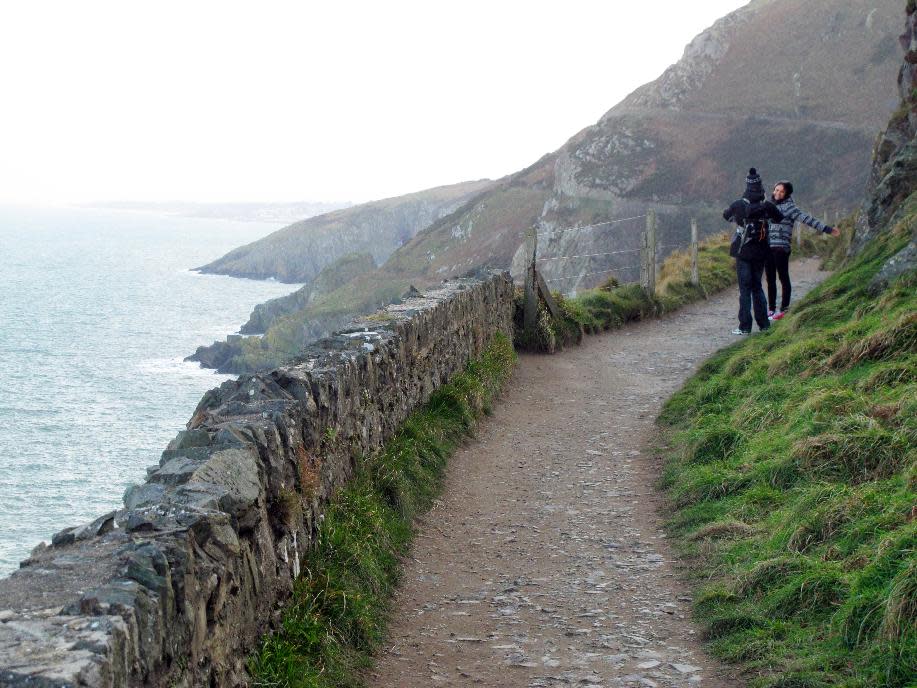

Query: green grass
247 333 516 687
658 196 917 687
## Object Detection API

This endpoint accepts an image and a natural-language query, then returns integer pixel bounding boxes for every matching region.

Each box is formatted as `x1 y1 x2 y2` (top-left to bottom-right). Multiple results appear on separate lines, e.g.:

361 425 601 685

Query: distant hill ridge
195 180 493 283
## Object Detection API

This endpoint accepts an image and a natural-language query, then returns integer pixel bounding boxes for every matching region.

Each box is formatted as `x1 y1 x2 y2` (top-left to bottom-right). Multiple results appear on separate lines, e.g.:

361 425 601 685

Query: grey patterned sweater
769 197 832 251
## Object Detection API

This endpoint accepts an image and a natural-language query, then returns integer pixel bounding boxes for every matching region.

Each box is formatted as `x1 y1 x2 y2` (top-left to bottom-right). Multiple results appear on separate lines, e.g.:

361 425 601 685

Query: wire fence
525 213 653 295
525 212 720 296
520 212 670 331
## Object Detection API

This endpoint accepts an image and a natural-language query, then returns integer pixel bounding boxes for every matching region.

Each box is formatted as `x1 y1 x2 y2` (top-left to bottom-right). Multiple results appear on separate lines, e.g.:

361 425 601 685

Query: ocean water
0 205 301 576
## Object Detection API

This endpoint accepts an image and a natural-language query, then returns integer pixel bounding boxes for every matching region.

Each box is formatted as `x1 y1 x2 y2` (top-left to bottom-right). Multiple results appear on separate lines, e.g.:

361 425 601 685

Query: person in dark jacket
765 180 840 319
723 168 785 335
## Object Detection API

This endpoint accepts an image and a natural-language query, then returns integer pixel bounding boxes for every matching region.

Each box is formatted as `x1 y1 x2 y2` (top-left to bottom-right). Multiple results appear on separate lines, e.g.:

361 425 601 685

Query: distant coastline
79 199 353 226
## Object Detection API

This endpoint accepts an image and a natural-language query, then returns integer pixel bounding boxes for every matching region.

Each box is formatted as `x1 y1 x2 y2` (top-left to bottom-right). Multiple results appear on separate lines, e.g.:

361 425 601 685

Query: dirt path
370 260 828 688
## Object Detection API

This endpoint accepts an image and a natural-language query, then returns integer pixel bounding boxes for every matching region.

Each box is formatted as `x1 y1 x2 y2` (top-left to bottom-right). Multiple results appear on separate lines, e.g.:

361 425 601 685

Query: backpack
739 199 770 248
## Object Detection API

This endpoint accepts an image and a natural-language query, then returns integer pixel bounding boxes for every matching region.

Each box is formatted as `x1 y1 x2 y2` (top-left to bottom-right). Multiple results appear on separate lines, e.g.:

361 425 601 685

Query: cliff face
187 253 380 373
239 253 377 335
850 3 917 276
195 180 493 283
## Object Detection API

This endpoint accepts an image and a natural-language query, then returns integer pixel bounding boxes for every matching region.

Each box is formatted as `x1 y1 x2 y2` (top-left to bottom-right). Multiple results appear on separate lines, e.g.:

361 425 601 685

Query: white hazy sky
0 1 748 205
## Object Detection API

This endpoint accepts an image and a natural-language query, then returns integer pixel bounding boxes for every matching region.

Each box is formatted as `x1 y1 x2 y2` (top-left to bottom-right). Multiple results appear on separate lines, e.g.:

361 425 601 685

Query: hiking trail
369 259 829 688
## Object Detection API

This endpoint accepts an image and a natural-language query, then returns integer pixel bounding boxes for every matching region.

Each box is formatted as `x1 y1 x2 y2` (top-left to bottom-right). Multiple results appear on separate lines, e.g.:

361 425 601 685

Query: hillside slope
658 6 916 685
195 179 493 283
385 0 901 290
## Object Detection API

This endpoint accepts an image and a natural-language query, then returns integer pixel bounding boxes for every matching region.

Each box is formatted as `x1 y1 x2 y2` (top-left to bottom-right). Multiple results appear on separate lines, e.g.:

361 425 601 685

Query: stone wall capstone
0 272 514 687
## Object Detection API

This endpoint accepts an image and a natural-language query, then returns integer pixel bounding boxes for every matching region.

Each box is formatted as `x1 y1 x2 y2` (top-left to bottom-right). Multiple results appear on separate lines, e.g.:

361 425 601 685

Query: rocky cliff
187 253 379 373
195 180 493 283
850 2 917 286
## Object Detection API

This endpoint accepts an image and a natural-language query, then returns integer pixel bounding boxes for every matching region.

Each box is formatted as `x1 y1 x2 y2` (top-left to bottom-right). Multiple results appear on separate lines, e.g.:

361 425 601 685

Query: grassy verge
657 199 916 687
248 333 516 687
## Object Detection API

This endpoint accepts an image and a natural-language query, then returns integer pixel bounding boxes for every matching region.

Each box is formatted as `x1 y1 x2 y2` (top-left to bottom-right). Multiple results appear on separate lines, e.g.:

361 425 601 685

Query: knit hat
744 168 765 202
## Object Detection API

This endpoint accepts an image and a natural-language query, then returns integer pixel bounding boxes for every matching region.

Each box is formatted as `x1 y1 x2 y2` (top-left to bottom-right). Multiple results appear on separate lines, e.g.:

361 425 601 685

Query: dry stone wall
0 273 514 688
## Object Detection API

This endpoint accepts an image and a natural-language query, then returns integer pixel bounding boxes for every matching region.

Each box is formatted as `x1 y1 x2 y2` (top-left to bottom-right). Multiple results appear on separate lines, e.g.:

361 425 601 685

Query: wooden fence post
640 221 650 294
796 221 802 249
690 218 699 286
641 211 657 296
523 226 538 333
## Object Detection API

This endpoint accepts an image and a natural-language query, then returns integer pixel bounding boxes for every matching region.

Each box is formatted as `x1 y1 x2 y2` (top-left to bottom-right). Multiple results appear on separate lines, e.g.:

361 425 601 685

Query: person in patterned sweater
766 181 841 319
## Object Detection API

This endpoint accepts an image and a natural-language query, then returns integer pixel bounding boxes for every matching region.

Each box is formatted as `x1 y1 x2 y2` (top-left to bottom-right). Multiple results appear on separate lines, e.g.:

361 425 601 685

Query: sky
0 1 749 205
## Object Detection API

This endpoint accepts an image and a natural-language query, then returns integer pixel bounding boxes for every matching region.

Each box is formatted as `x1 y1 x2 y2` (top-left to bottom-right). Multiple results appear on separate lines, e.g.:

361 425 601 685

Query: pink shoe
771 311 786 321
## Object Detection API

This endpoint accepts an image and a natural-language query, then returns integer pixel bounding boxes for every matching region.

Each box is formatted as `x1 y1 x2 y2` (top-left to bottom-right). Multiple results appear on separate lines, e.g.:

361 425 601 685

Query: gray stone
166 429 212 451
123 482 166 510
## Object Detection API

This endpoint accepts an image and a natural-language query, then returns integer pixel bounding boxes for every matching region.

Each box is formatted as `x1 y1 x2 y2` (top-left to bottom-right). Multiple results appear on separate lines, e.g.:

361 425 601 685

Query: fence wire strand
545 265 641 283
537 248 641 262
532 214 648 238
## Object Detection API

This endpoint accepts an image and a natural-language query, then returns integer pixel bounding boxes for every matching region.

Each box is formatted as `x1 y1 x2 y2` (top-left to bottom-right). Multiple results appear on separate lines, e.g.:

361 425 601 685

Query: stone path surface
368 260 829 688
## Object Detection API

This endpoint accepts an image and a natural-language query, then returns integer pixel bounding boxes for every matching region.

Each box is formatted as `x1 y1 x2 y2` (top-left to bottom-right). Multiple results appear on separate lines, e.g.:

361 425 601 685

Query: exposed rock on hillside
853 4 917 247
390 0 902 293
853 2 917 288
187 253 378 372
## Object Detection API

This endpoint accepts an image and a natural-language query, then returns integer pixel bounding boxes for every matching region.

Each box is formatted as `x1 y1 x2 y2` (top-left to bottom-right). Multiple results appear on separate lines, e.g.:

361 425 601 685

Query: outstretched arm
782 200 838 235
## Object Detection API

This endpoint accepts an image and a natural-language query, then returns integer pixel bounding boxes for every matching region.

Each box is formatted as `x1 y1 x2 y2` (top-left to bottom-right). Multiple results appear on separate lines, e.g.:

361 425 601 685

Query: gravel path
370 260 828 688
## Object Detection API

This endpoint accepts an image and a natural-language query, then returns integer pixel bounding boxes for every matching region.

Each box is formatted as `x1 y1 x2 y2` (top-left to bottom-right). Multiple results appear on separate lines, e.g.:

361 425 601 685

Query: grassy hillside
658 197 916 687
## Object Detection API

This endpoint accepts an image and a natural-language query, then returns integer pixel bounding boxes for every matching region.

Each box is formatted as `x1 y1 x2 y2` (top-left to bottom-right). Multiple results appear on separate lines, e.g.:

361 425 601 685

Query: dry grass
690 521 755 541
824 312 917 371
881 560 917 642
297 445 322 499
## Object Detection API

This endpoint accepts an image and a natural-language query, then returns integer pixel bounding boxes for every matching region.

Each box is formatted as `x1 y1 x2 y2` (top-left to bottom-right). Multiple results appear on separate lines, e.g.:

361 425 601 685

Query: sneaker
771 311 786 321
767 310 775 318
731 328 751 335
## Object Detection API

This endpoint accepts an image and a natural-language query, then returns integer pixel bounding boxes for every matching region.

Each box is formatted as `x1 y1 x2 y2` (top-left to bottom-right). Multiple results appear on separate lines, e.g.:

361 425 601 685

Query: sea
0 205 302 576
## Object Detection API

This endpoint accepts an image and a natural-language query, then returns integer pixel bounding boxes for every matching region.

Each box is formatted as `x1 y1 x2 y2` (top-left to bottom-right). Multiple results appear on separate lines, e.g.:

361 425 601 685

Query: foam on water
0 205 301 575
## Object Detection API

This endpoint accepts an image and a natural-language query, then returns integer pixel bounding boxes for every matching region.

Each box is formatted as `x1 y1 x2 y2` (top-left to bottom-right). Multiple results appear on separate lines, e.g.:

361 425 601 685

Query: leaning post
640 221 650 293
690 218 700 286
523 226 539 334
646 210 657 296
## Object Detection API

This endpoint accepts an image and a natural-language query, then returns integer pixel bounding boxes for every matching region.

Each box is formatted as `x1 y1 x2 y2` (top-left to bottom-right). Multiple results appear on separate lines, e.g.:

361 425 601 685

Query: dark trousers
765 248 792 311
737 258 770 332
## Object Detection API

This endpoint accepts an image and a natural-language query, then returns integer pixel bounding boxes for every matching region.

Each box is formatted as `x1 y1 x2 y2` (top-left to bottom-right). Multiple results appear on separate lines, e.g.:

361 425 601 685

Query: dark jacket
723 198 785 261
768 197 832 252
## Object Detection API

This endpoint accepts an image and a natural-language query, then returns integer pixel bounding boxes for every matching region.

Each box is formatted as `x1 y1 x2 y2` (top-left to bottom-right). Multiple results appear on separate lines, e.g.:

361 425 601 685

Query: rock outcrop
852 2 917 282
0 273 514 687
